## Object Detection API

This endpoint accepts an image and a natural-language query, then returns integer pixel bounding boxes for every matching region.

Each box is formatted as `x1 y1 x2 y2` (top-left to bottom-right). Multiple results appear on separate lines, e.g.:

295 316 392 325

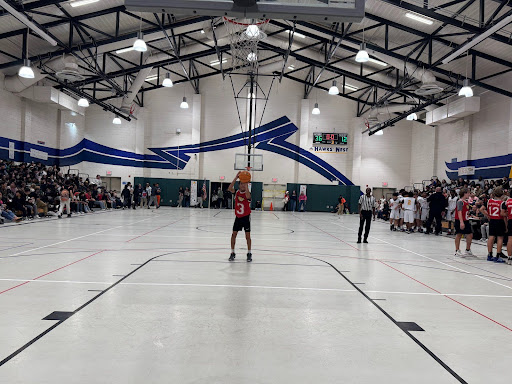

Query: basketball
239 170 251 183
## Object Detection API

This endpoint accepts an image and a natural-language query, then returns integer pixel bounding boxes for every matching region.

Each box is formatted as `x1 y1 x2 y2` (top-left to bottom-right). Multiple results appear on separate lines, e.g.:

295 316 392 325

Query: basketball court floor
0 209 510 383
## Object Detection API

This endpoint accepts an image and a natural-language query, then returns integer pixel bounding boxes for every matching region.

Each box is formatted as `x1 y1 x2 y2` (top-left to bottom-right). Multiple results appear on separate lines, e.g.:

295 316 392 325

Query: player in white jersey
446 189 458 235
398 191 405 231
401 192 416 234
389 192 400 231
413 192 422 232
418 191 429 223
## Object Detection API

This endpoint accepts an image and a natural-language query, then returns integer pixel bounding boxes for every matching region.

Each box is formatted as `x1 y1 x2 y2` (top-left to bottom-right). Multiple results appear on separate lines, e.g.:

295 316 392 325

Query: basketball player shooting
228 171 252 262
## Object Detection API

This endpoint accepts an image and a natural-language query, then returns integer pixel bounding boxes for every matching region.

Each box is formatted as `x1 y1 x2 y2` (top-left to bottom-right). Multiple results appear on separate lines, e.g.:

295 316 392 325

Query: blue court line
0 243 33 252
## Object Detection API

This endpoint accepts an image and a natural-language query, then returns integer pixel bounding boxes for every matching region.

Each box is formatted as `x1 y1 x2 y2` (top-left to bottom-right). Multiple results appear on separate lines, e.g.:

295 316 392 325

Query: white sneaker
464 249 474 257
454 250 463 257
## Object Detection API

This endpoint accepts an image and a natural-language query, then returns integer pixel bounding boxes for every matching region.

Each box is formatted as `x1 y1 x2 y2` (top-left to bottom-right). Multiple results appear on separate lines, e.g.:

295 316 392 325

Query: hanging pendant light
247 52 257 62
355 43 369 63
180 96 189 109
458 79 473 97
133 32 147 52
162 72 173 87
406 112 418 121
77 97 89 107
312 102 320 115
328 80 339 95
19 59 35 79
112 116 121 125
245 24 260 38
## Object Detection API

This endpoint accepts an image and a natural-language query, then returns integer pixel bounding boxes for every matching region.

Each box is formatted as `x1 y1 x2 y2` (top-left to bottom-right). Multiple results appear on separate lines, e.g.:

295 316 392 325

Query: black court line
273 212 279 220
152 259 329 268
371 298 386 301
0 249 193 367
87 290 104 292
0 247 466 382
299 253 467 383
213 211 222 217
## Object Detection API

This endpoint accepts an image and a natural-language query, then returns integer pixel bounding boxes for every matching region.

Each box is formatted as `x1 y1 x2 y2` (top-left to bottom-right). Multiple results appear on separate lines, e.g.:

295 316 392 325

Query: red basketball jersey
487 198 503 220
504 199 512 220
234 190 251 218
454 200 469 221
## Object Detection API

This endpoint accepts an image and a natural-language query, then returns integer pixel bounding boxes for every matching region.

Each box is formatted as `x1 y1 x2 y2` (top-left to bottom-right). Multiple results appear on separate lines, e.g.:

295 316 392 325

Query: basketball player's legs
230 231 238 255
465 233 473 250
455 233 462 251
245 231 251 253
487 236 495 254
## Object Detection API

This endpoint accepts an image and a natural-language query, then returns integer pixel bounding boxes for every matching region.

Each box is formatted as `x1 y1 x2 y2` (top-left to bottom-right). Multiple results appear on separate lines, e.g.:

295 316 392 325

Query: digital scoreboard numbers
313 132 348 145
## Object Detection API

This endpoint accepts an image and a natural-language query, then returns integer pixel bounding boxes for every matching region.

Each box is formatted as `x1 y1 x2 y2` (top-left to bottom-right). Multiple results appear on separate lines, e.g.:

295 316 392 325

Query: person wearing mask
425 187 447 235
358 187 376 243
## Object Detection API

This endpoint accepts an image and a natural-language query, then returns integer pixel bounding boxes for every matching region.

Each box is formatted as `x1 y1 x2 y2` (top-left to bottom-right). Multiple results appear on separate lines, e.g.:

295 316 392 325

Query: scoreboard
313 132 348 145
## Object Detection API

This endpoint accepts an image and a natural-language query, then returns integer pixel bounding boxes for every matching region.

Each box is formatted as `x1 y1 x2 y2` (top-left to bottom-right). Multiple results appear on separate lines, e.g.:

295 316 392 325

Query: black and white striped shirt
359 194 376 211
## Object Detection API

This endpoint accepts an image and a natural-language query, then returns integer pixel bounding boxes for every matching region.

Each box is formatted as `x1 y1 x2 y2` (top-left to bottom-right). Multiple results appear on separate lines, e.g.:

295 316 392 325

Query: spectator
155 183 161 208
121 184 131 209
184 187 191 207
299 191 307 212
337 195 346 215
0 191 22 222
178 187 184 207
133 184 141 209
290 190 297 212
57 186 71 218
218 187 224 209
283 191 290 211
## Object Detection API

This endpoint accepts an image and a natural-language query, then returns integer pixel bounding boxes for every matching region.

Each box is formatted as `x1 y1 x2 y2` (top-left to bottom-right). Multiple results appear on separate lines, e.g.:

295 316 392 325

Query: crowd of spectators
0 160 123 223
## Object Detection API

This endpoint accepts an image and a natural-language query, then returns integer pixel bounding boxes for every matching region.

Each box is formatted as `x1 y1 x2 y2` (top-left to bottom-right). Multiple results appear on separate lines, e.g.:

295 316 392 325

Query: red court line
378 260 512 332
0 250 105 295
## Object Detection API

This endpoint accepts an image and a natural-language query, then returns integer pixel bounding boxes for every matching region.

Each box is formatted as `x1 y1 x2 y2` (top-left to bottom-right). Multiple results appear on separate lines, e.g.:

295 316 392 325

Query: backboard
125 0 365 23
234 153 263 171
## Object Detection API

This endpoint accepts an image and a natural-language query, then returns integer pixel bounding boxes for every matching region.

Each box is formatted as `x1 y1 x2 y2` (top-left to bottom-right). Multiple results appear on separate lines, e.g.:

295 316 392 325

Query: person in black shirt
425 187 448 235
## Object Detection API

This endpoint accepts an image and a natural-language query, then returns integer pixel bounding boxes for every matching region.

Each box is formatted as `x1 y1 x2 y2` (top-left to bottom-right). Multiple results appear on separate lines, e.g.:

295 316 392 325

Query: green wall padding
134 177 210 207
286 183 361 213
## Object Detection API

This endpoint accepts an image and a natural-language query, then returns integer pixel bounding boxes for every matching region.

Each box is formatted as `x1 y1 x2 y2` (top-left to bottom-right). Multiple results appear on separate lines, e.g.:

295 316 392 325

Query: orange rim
223 16 270 26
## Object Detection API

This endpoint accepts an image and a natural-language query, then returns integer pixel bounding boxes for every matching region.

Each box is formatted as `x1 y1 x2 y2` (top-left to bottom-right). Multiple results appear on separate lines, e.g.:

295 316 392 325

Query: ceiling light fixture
133 32 147 52
18 59 34 79
162 73 173 87
77 97 89 107
247 52 257 62
405 12 434 25
145 75 159 81
374 129 383 135
368 58 387 67
344 84 359 91
245 24 260 38
458 51 473 98
116 47 134 54
312 102 320 115
180 96 189 109
288 64 295 70
355 43 369 63
406 112 418 121
328 80 339 95
458 79 473 97
112 116 121 125
70 0 100 7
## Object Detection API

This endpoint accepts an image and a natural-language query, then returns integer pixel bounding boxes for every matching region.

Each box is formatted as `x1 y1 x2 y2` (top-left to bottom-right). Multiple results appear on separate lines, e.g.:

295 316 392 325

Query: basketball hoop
364 119 370 131
222 17 269 72
245 166 252 172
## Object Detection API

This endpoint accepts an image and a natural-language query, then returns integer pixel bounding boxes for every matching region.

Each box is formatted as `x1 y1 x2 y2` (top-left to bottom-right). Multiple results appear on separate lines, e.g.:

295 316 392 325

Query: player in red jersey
480 187 507 262
228 171 252 262
501 190 512 265
454 188 474 257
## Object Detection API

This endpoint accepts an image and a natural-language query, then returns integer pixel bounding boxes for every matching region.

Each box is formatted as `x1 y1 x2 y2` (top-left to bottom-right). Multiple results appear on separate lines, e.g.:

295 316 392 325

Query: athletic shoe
363 239 368 244
247 253 252 262
493 256 506 263
390 225 393 231
229 253 236 261
464 250 474 257
487 253 494 261
67 214 71 218
454 250 463 257
357 238 362 244
58 214 62 219
497 252 506 259
393 228 397 232
507 257 512 265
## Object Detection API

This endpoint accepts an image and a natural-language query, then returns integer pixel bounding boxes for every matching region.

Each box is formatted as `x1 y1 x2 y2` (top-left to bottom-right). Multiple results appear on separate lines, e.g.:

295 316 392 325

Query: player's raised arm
228 172 240 193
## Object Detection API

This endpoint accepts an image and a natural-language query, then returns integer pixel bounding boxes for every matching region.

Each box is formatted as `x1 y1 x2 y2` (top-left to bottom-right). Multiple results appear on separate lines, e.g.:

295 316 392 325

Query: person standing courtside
358 188 376 244
425 187 447 235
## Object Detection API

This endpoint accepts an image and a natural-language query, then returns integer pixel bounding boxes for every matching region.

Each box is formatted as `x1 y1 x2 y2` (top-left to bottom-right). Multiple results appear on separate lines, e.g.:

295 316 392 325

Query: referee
358 188 376 243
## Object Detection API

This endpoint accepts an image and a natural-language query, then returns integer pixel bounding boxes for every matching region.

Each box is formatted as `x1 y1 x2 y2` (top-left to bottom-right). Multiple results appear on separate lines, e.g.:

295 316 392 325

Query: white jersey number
236 202 245 216
490 206 500 217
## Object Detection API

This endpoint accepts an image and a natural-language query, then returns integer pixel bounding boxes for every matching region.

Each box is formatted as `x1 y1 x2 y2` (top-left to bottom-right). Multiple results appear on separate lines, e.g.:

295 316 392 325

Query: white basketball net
222 17 269 72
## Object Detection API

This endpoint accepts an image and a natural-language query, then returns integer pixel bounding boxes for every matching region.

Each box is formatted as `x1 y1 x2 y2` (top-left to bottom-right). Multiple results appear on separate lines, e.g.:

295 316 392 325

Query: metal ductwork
17 86 86 115
367 103 416 122
3 66 46 93
120 67 154 114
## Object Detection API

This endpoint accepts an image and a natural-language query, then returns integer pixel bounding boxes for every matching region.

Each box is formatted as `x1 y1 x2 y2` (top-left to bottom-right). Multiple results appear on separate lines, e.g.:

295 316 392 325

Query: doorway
102 177 122 192
210 182 232 209
372 187 396 202
263 183 286 210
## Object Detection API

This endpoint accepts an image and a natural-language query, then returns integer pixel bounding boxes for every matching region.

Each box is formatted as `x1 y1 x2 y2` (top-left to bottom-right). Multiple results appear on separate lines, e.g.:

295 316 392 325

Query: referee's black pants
426 210 443 235
358 210 372 240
